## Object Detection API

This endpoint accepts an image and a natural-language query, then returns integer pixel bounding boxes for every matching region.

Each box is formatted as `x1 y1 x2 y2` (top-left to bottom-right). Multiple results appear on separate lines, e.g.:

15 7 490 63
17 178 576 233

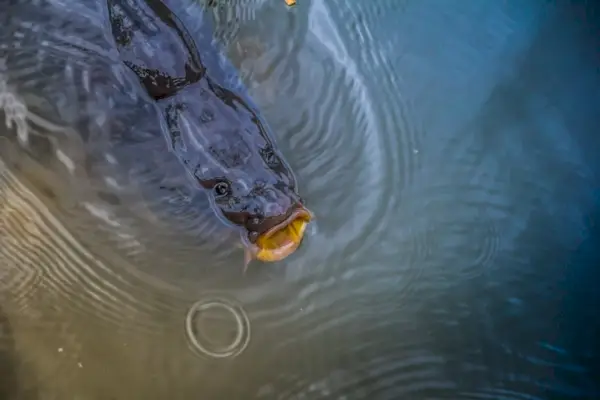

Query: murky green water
1 0 599 398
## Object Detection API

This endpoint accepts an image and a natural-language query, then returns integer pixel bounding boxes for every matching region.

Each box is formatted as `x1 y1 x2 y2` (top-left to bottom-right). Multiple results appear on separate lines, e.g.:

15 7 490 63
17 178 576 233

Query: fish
106 0 313 268
1 0 312 269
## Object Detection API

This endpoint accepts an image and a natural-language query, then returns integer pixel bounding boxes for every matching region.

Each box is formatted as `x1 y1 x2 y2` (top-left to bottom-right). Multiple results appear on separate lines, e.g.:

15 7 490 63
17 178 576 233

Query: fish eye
214 181 230 197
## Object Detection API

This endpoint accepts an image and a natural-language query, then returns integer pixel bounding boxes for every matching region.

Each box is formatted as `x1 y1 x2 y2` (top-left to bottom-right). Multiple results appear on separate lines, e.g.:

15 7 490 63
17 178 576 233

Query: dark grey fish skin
107 0 307 244
1 0 309 247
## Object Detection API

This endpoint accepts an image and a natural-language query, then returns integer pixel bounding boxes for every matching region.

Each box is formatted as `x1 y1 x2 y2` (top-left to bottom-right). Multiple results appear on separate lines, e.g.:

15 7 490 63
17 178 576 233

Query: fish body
1 0 312 264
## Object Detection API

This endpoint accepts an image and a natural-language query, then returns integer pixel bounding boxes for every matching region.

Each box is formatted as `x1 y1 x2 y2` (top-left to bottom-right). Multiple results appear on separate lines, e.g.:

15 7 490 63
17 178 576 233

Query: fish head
194 123 313 264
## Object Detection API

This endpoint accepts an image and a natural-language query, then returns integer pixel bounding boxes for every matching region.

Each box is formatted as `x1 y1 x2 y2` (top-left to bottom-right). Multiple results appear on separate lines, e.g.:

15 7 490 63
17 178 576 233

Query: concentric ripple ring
185 297 251 359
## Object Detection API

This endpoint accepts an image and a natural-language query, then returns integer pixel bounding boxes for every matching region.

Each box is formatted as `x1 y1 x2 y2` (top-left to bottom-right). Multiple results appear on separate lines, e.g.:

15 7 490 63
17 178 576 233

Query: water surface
1 0 599 398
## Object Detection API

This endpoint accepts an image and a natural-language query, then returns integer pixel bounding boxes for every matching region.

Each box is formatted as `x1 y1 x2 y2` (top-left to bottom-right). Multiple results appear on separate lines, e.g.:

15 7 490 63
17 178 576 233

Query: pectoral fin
243 248 253 275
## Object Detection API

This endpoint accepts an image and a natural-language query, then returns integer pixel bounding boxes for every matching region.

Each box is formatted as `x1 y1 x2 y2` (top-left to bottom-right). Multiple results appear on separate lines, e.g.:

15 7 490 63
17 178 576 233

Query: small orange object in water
285 0 296 6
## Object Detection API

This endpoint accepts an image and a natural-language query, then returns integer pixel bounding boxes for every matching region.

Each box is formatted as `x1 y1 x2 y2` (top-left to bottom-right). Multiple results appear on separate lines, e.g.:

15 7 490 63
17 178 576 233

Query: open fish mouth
245 206 313 263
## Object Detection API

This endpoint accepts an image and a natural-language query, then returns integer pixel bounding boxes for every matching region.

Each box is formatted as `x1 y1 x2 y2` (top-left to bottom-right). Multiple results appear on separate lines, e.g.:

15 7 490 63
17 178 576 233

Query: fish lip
241 206 313 261
258 206 313 242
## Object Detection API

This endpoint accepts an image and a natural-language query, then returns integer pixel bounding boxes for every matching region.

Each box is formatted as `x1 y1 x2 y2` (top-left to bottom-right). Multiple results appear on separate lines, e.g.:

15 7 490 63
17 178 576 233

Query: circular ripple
185 296 250 359
0 160 158 323
0 157 207 396
218 0 423 272
0 165 90 388
0 165 48 310
32 0 430 291
5 1 429 398
189 1 432 390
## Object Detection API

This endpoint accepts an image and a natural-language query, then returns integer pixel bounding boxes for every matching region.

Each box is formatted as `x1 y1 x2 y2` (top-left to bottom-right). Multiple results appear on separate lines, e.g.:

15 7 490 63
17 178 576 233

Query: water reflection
1 0 599 398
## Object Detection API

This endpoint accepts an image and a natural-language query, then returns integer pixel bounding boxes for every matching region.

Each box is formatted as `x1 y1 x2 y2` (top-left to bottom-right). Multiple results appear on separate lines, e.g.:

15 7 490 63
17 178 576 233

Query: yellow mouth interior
257 217 307 250
254 217 309 261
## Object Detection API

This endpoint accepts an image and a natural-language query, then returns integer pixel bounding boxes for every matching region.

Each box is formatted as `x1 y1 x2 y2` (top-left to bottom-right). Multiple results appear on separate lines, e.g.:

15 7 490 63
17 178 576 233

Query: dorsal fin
107 0 206 100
